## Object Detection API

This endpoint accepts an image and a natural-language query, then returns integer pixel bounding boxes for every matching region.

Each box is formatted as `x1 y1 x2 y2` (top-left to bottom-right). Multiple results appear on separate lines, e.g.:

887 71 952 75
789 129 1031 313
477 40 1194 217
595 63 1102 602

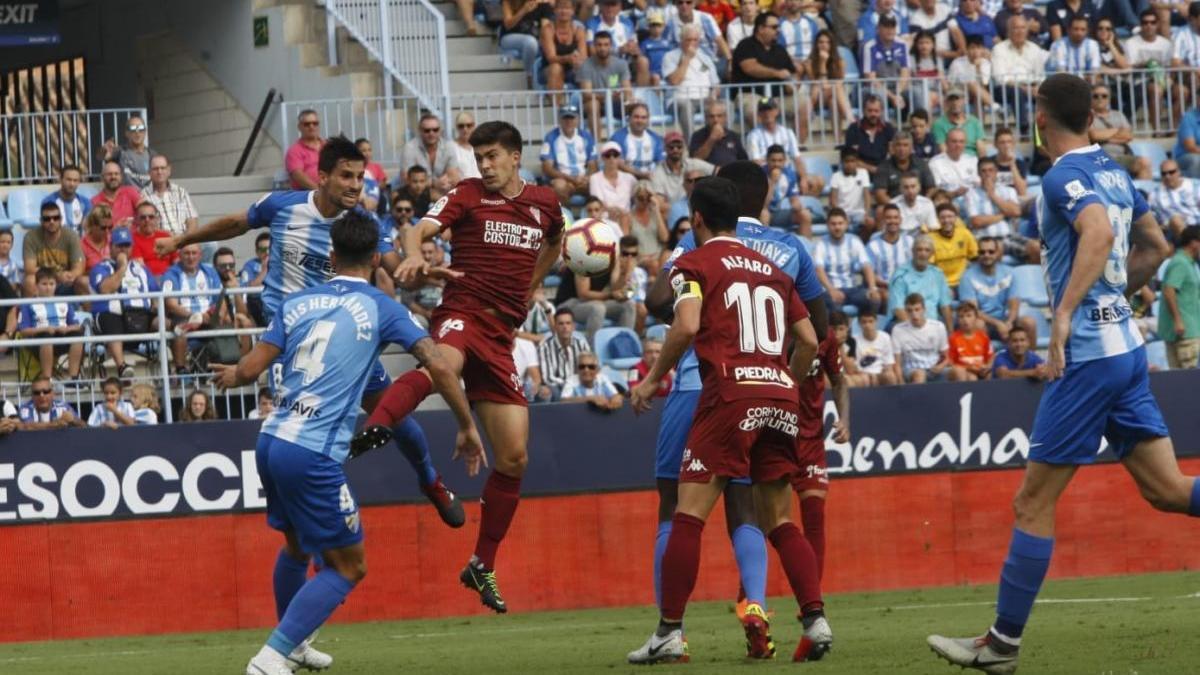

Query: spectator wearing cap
862 15 912 116
540 106 598 204
662 24 722 139
929 128 980 198
991 15 1048 128
90 226 157 381
947 35 998 112
102 114 156 189
747 97 823 195
688 100 747 168
590 141 638 225
609 103 665 180
19 377 83 430
649 130 714 207
92 160 142 227
930 202 978 289
858 0 909 46
22 201 87 298
140 154 199 238
578 30 635 140
844 94 898 174
731 12 802 128
586 0 650 86
130 200 178 278
932 88 988 156
398 112 461 195
888 233 953 327
285 109 323 190
536 307 592 400
641 11 675 84
41 165 90 235
1047 14 1102 76
1149 159 1200 241
1159 226 1200 369
814 207 881 318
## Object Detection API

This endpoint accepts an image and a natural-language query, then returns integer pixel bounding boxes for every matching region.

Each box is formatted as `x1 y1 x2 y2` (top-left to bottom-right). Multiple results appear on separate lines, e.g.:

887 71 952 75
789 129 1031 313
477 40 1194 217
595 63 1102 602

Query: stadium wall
2 374 1199 642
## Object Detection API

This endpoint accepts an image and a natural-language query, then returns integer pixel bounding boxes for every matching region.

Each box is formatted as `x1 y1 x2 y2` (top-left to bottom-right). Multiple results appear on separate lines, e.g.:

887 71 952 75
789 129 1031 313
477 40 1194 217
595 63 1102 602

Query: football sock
767 522 823 613
656 618 683 638
800 496 827 579
730 524 768 608
1189 478 1200 517
267 568 356 657
272 549 309 620
653 520 671 610
392 416 438 487
366 370 432 430
474 470 523 569
993 528 1054 642
659 513 705 622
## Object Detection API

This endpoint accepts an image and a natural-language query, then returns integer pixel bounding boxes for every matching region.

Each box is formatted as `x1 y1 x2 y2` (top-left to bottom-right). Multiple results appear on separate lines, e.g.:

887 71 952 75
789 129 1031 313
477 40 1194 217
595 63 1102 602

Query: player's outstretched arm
409 337 486 476
788 317 819 385
631 296 698 413
211 341 282 389
1126 211 1173 298
394 219 442 284
157 213 251 257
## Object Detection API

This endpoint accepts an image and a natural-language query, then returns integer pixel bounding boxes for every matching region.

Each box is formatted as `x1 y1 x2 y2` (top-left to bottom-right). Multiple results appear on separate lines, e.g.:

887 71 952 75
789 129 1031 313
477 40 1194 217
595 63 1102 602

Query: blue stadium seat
634 87 673 126
1158 257 1171 282
838 45 860 79
841 305 859 317
645 323 667 342
1020 304 1051 349
1133 179 1159 197
805 156 834 196
810 224 828 237
851 316 862 338
593 326 642 369
6 188 48 228
75 184 99 202
800 195 826 224
1013 265 1048 307
10 227 26 269
1129 141 1168 179
1145 340 1169 371
0 200 12 229
542 273 561 288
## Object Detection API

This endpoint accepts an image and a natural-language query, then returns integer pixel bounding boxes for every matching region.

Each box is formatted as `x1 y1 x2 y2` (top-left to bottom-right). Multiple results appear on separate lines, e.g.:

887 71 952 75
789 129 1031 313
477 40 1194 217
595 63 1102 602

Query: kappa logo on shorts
438 318 465 338
680 449 707 474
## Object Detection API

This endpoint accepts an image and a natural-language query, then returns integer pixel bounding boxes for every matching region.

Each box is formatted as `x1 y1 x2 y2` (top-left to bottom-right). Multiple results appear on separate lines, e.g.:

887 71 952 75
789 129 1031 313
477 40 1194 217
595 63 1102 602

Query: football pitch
1 571 1197 674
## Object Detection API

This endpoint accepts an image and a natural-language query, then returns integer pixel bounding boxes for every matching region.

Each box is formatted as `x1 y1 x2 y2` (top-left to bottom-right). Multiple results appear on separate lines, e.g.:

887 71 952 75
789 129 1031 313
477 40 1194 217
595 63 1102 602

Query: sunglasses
137 213 158 220
1163 168 1180 176
217 263 236 271
41 215 61 222
621 251 638 257
301 120 320 127
92 223 113 230
128 125 146 132
667 142 684 149
1092 93 1109 98
764 22 779 29
422 127 441 133
396 207 414 212
602 151 621 158
578 363 598 370
457 122 475 129
1142 19 1158 24
31 388 52 395
256 246 270 253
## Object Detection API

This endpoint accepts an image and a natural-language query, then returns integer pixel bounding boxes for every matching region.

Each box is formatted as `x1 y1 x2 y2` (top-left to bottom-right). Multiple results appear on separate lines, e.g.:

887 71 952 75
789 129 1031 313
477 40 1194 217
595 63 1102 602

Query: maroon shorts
790 438 829 492
679 398 801 484
430 307 526 407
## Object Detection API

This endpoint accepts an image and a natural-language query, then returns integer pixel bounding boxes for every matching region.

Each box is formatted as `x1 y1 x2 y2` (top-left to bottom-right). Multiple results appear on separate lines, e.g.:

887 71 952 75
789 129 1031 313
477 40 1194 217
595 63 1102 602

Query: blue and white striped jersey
0 257 22 287
260 277 428 463
1173 26 1200 67
585 14 637 48
609 127 665 175
1048 37 1102 74
768 166 800 212
41 192 91 234
19 399 77 423
814 233 872 289
87 400 137 427
1148 178 1200 226
964 183 1020 238
18 298 78 330
89 259 158 315
539 128 596 178
746 125 800 162
160 263 222 315
867 231 913 284
778 14 819 61
662 217 823 391
1038 144 1147 363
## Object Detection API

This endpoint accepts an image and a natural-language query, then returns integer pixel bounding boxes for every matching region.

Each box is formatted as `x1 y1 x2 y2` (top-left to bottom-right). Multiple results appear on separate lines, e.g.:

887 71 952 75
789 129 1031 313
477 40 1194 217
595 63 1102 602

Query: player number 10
724 282 785 355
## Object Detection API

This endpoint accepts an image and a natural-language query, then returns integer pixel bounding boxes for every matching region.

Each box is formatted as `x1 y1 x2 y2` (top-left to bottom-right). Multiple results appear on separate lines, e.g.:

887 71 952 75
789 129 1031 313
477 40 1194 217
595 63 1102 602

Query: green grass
2 572 1198 674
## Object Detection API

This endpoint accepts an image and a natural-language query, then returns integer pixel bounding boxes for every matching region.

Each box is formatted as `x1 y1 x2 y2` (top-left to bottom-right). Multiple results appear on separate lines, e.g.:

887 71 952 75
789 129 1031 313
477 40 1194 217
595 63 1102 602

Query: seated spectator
909 109 938 160
930 202 979 289
747 97 822 195
948 35 997 112
180 389 217 422
446 116 480 184
247 386 275 420
689 101 746 168
1089 84 1152 179
964 157 1032 258
160 244 222 374
991 16 1048 127
948 301 994 380
0 398 18 437
627 337 672 396
399 113 461 195
868 203 915 309
844 94 897 174
627 183 668 269
103 114 155 189
726 1 757 51
830 309 865 385
578 31 635 139
992 126 1029 194
536 307 592 400
561 352 624 410
667 0 732 75
857 0 908 46
554 238 637 341
1149 160 1200 241
851 312 900 386
383 197 418 236
829 148 874 229
23 202 87 297
514 334 549 403
662 25 722 138
130 201 178 278
933 89 989 156
992 325 1047 379
641 13 675 85
87 377 139 428
765 144 810 233
541 106 597 204
0 230 21 288
586 0 649 86
731 13 802 129
403 240 448 329
909 0 957 59
18 376 83 429
18 267 84 384
500 0 553 88
802 29 856 127
952 0 998 52
92 160 141 228
778 0 820 68
129 383 161 424
890 171 938 233
909 30 944 114
518 288 557 342
141 154 198 237
1047 15 1102 76
891 292 952 383
42 164 90 234
212 247 257 351
960 236 1038 342
1094 18 1129 75
90 227 157 380
814 208 881 316
1124 10 1171 128
615 235 651 329
994 0 1048 45
590 141 637 224
650 131 715 207
862 15 912 115
81 205 113 274
240 231 270 326
1046 0 1095 42
610 104 664 180
929 128 981 198
1158 225 1200 369
357 137 392 209
888 234 953 326
394 167 434 219
540 0 588 102
285 109 323 190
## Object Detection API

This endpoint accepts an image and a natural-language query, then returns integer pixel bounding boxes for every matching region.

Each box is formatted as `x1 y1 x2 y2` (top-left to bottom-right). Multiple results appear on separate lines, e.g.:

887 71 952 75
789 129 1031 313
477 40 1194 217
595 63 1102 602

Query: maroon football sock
767 522 823 614
473 470 523 569
366 370 432 429
800 496 827 580
660 513 706 622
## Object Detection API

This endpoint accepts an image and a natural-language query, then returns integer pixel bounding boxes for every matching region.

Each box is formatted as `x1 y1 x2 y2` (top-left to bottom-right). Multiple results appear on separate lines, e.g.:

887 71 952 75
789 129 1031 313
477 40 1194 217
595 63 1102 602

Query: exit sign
253 16 268 48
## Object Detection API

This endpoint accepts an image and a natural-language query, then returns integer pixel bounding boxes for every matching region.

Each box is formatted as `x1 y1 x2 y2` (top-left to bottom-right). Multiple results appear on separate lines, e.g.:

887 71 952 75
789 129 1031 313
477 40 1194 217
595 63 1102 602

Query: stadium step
448 53 523 73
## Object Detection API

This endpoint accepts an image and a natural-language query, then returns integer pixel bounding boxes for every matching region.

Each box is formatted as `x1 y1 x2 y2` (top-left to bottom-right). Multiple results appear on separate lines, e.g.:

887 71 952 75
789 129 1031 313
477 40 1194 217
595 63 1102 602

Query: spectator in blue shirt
953 0 998 50
0 230 22 288
1177 104 1200 178
160 243 221 374
887 233 953 327
18 267 84 384
863 15 912 115
609 102 665 180
90 226 158 380
641 13 675 84
991 325 1046 379
240 231 270 327
540 105 598 204
18 376 83 430
560 352 624 410
41 164 91 235
858 0 909 46
957 236 1038 341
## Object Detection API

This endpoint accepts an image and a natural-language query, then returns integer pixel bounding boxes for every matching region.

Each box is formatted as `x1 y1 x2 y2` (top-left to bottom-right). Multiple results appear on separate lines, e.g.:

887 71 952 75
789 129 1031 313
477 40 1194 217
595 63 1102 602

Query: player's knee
496 449 529 476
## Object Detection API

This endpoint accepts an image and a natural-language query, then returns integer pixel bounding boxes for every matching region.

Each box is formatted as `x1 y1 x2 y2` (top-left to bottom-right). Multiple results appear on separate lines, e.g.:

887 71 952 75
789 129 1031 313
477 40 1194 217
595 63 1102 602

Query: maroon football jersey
797 329 841 439
424 178 564 325
670 237 809 406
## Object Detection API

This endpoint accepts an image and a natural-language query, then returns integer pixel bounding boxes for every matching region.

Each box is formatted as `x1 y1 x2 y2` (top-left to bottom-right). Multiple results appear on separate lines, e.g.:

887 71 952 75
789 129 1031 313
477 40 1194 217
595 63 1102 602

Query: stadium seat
810 224 828 237
1129 141 1168 179
10 223 26 263
800 195 826 223
0 201 12 229
542 273 561 288
1020 304 1051 349
1013 265 1048 307
634 88 673 126
1133 179 1158 197
805 156 834 196
593 326 642 369
1145 340 1170 371
6 188 48 228
75 184 99 202
841 304 859 318
645 324 667 342
838 46 860 79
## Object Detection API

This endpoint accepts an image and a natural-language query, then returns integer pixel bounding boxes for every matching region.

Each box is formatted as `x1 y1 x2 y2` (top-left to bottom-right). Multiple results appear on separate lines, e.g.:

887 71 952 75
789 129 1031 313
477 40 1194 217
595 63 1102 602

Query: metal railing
322 0 451 118
1 108 148 185
0 286 264 424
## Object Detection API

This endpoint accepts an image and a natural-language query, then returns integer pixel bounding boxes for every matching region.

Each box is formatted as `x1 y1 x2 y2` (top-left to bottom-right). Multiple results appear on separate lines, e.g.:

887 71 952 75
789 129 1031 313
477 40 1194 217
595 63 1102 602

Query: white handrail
1 107 148 184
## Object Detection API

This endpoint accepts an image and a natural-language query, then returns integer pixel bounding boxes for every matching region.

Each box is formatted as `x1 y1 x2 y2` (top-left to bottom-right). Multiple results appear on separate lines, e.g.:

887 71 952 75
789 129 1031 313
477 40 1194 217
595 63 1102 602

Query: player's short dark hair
1008 325 1029 339
689 176 740 234
255 231 270 246
35 266 56 283
827 207 848 221
1141 8 1156 22
330 209 379 267
882 203 901 214
40 201 60 216
619 234 639 249
626 101 649 117
1037 74 1093 134
554 306 574 319
909 108 930 123
829 310 849 327
766 144 787 156
318 134 366 175
60 164 82 177
965 34 984 47
407 164 428 177
102 376 122 391
585 195 604 207
1069 14 1089 26
957 300 979 314
863 93 883 109
470 120 523 153
904 292 925 307
213 246 235 265
715 160 766 219
1180 225 1200 248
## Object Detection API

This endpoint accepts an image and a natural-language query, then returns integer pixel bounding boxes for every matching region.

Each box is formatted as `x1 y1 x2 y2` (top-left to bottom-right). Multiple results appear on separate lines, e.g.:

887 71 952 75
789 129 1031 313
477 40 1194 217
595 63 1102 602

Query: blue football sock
1189 479 1200 517
730 524 768 608
393 417 438 487
272 549 309 620
993 528 1054 642
653 520 671 610
267 568 356 657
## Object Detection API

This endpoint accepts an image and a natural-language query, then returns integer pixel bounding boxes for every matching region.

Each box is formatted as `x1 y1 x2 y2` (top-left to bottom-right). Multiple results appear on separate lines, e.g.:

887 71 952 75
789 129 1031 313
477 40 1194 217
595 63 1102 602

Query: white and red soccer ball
561 217 619 277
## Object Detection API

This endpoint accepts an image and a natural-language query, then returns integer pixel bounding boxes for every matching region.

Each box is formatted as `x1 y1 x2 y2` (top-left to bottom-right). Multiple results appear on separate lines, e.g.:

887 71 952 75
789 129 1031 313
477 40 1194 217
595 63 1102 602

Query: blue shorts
1029 347 1169 465
270 359 390 396
653 388 750 485
257 434 364 554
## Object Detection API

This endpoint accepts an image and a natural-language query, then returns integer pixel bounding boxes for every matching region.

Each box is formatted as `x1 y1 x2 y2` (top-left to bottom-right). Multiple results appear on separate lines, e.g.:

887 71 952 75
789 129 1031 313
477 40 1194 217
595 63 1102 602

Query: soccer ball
561 217 618 277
